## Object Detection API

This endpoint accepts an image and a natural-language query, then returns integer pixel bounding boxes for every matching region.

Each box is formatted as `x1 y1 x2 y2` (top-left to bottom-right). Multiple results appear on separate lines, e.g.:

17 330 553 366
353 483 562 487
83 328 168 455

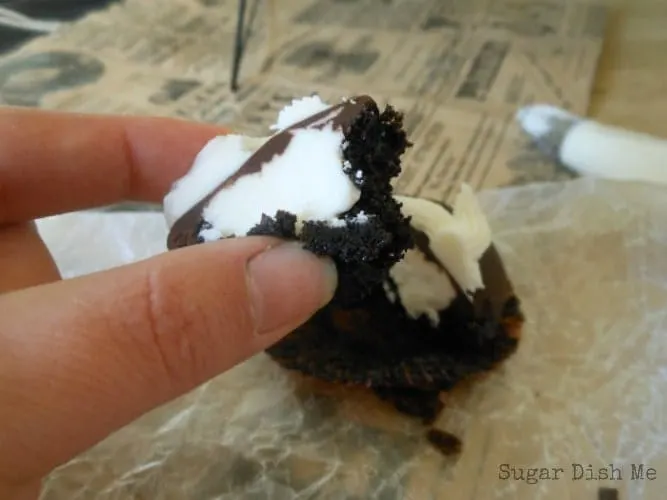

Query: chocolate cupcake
162 95 523 454
266 189 522 427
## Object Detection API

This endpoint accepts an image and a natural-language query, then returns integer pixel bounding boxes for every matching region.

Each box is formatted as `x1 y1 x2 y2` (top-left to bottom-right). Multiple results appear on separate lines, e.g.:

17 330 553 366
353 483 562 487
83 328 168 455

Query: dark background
0 0 117 54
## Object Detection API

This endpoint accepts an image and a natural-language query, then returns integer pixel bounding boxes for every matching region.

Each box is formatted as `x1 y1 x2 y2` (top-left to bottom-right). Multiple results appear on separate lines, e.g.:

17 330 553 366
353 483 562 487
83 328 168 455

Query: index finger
0 107 227 225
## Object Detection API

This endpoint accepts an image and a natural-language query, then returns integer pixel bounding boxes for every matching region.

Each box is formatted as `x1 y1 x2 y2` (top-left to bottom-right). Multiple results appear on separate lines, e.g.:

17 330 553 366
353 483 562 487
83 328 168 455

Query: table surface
590 0 667 137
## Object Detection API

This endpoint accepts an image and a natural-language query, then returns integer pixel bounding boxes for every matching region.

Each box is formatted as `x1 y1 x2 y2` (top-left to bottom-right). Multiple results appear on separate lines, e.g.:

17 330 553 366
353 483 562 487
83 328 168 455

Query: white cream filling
270 95 331 132
163 134 268 227
387 248 458 327
162 95 364 239
200 125 360 240
388 184 492 326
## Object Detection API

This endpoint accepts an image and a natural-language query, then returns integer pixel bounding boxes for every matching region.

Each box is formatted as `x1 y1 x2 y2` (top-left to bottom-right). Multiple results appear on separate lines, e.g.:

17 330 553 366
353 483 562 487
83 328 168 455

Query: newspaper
0 0 607 204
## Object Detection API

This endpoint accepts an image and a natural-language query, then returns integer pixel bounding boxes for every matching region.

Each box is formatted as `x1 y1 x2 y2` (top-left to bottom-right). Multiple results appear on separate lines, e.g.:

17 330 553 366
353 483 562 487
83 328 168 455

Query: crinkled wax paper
35 178 667 500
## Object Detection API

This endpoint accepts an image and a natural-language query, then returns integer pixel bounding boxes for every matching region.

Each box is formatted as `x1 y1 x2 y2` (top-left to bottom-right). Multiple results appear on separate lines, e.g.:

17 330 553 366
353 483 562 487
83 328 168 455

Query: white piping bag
516 104 667 186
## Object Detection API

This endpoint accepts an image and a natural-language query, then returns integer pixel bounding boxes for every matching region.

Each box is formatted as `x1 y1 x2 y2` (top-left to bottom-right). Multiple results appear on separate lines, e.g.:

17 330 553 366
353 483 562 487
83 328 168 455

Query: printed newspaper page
0 0 606 203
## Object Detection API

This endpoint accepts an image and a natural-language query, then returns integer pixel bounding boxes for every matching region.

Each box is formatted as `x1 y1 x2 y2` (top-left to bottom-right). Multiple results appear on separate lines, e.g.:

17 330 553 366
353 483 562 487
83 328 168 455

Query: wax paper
35 178 667 500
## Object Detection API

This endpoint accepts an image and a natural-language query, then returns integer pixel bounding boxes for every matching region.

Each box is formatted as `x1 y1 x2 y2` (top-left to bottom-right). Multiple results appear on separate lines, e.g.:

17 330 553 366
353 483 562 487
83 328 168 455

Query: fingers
0 222 60 293
1 480 40 500
0 107 226 225
0 236 337 483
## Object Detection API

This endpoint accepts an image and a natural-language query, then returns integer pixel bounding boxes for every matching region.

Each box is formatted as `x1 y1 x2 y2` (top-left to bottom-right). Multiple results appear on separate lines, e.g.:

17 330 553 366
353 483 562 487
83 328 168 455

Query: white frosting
388 247 458 326
200 124 360 240
270 95 331 132
396 184 491 294
162 95 364 239
388 184 492 325
163 135 267 227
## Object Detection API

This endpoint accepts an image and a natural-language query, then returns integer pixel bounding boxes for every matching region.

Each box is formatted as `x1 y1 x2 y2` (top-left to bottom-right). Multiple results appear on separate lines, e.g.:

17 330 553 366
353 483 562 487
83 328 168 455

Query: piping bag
516 104 667 185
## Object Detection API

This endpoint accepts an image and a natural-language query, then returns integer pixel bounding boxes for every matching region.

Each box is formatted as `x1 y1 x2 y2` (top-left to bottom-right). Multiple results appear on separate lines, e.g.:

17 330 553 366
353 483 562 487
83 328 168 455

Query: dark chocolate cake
162 94 523 455
265 200 522 425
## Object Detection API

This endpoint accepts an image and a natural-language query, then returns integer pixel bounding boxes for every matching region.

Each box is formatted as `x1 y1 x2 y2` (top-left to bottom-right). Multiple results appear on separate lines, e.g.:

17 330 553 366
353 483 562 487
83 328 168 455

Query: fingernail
246 243 338 337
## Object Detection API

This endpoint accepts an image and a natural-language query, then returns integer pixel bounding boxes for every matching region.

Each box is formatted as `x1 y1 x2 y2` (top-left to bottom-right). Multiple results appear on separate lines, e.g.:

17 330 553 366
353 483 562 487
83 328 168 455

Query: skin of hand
0 107 338 499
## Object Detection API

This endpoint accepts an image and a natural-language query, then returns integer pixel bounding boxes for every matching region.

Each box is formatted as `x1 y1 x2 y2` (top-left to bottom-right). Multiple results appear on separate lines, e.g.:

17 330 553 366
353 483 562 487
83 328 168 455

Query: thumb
0 236 337 483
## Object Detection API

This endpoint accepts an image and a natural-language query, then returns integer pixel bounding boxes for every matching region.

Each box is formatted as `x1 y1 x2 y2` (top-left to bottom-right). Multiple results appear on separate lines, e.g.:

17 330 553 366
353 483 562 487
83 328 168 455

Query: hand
0 107 337 499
